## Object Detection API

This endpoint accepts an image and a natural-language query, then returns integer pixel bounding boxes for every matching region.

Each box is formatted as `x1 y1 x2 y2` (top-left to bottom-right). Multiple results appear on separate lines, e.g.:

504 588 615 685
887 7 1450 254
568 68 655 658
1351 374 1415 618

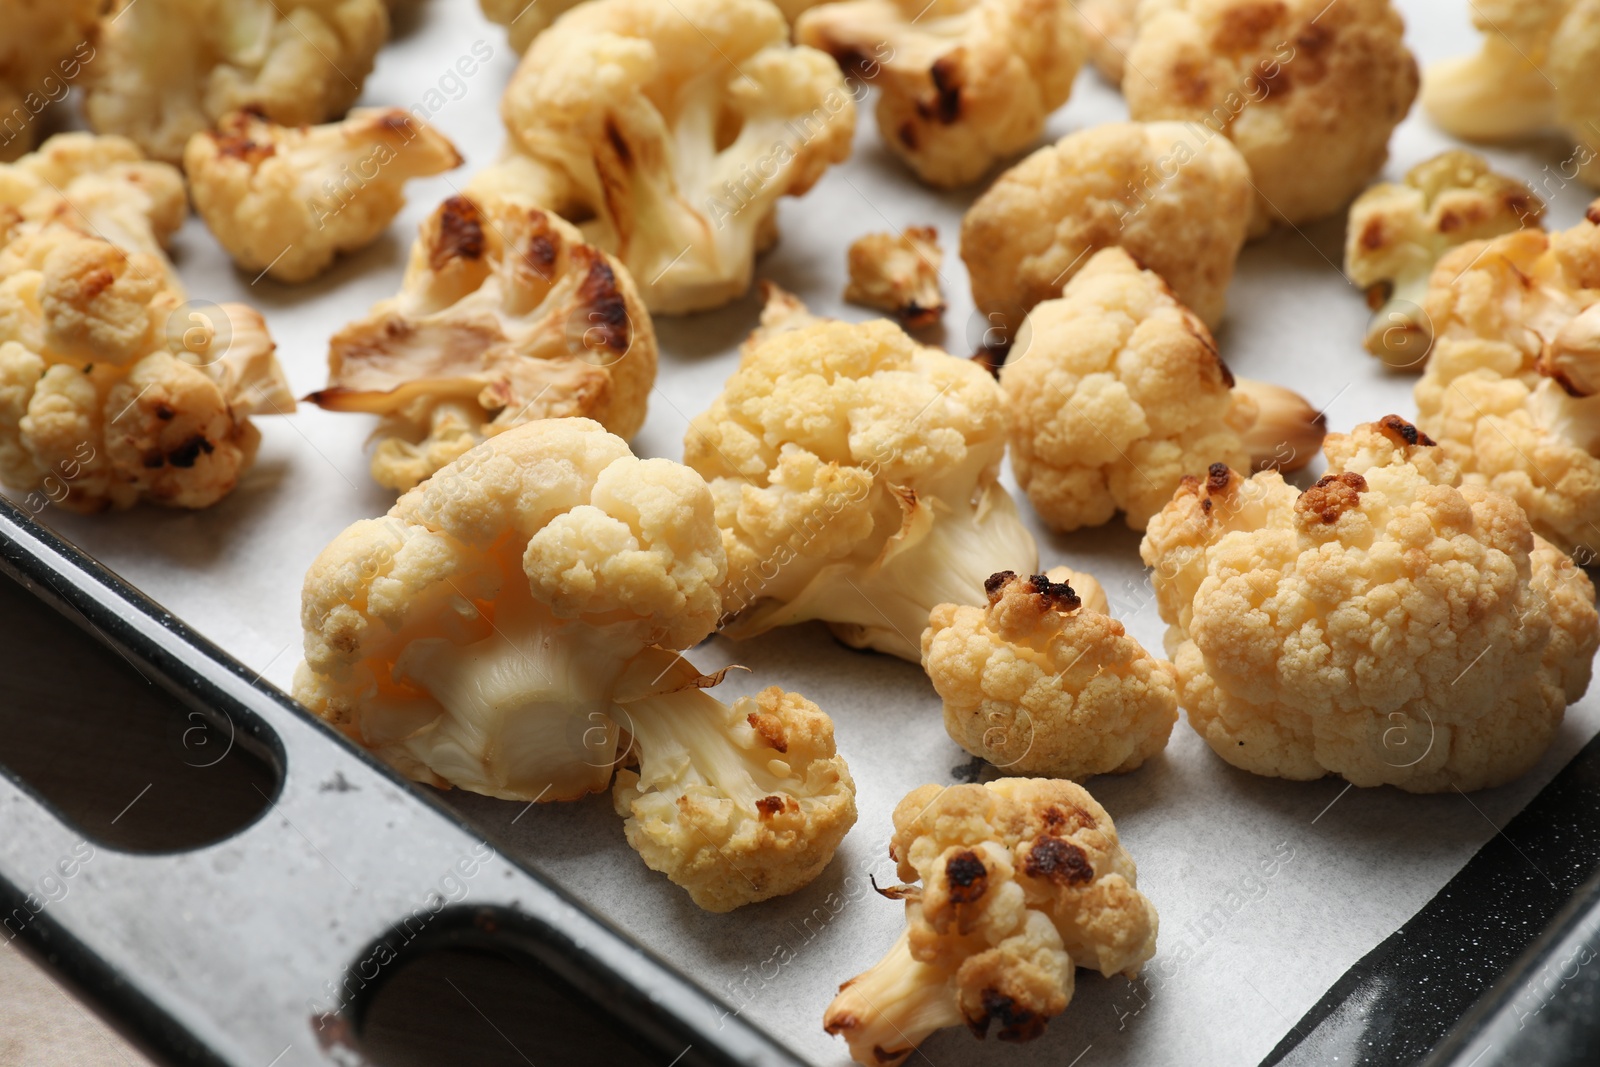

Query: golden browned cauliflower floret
478 0 586 54
1002 248 1324 532
1140 416 1600 793
1346 151 1543 369
824 778 1158 1066
1125 0 1419 233
293 418 856 910
0 0 98 161
1413 210 1600 560
82 0 389 164
844 226 944 329
961 121 1252 341
184 109 461 284
796 0 1084 188
480 0 855 314
310 194 657 493
1078 0 1138 83
923 569 1178 779
0 230 294 512
686 314 1037 662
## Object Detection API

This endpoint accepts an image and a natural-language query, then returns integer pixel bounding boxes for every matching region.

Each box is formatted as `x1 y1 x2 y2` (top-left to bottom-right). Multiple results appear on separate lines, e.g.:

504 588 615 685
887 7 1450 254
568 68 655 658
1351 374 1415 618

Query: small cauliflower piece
924 569 1178 779
844 226 944 329
0 0 98 161
1140 416 1599 792
1078 0 1139 83
1346 151 1543 369
294 419 855 909
1414 211 1600 559
796 0 1084 188
824 778 1157 1066
481 0 855 314
478 0 585 53
310 194 657 493
1002 248 1324 532
82 0 389 164
1125 0 1419 233
687 314 1038 662
184 109 462 285
962 121 1252 340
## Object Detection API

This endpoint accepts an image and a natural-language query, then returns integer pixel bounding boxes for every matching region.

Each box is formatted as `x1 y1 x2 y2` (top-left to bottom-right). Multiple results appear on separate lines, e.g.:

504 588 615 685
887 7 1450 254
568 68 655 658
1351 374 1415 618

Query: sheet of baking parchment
21 1 1600 1063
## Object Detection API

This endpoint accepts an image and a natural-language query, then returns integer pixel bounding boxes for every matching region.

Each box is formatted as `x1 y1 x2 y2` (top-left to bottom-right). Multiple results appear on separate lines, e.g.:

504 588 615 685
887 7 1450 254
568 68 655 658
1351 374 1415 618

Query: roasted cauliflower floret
1124 0 1419 233
82 0 389 164
824 778 1158 1066
962 121 1251 342
796 0 1084 188
686 314 1037 662
481 0 855 314
0 0 98 161
1346 151 1543 369
1002 248 1324 532
844 226 944 329
1078 0 1138 83
294 419 855 909
1139 416 1600 793
478 0 585 54
184 109 461 284
310 194 657 493
924 569 1178 779
1413 211 1600 559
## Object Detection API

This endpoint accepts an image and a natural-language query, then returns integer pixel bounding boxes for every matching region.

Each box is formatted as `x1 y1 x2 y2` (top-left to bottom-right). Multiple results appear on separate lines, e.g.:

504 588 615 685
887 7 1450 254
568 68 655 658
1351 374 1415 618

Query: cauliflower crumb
844 226 944 329
185 109 461 284
0 0 98 161
796 0 1084 188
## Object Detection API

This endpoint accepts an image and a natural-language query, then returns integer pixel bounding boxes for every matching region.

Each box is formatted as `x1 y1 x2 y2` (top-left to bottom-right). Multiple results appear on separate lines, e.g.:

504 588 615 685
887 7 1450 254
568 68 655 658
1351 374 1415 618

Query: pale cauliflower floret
686 315 1038 662
310 194 657 493
923 569 1178 779
83 0 389 164
796 0 1084 188
1139 416 1600 793
1078 0 1138 83
478 0 585 54
1125 0 1418 233
1002 248 1324 532
961 121 1252 341
1346 151 1543 369
0 0 98 161
824 778 1157 1066
480 0 855 314
1413 211 1600 559
184 109 461 284
844 226 944 329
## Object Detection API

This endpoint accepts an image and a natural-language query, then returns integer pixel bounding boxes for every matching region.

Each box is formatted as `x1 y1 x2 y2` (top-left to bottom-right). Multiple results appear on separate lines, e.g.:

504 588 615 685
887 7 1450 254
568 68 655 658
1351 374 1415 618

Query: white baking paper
18 2 1600 1064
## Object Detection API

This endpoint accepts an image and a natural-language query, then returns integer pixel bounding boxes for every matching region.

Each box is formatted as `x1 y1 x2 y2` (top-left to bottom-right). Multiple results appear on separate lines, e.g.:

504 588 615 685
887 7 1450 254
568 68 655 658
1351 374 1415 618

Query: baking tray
6 0 1600 1064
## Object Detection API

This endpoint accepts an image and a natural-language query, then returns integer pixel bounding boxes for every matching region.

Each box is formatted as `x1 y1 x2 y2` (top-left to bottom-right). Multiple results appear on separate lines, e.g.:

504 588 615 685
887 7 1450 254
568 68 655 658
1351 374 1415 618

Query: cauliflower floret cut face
1125 0 1419 233
844 225 945 329
184 108 462 284
1139 416 1600 793
796 0 1085 188
311 194 658 493
0 0 99 161
823 778 1157 1066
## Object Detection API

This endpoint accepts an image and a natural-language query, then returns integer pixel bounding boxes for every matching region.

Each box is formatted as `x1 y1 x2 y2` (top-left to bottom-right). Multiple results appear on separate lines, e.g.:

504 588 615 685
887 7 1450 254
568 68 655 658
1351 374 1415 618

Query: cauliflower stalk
184 108 462 284
293 418 856 910
824 778 1158 1066
311 194 658 493
796 0 1084 188
480 0 856 314
0 0 98 161
1140 416 1599 792
686 314 1038 662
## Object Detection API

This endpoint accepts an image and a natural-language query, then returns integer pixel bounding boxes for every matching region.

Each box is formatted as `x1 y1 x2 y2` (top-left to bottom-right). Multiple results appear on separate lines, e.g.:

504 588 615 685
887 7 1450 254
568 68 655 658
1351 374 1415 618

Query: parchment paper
20 2 1600 1063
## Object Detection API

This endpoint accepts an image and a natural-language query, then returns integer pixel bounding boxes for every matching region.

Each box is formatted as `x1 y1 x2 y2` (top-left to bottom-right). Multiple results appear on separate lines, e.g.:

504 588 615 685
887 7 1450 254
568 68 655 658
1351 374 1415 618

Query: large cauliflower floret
1124 0 1419 233
82 0 390 164
1078 0 1138 83
184 109 462 284
1139 416 1599 793
0 230 295 511
685 315 1038 663
1413 215 1600 559
796 0 1084 188
310 194 657 493
1002 248 1324 532
483 0 856 314
962 121 1252 342
923 569 1178 780
823 778 1158 1066
0 0 98 161
1346 151 1543 369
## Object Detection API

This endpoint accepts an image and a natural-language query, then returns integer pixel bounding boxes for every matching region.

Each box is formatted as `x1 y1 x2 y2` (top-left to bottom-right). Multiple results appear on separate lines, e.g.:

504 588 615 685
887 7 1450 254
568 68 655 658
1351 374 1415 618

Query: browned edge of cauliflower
844 225 944 329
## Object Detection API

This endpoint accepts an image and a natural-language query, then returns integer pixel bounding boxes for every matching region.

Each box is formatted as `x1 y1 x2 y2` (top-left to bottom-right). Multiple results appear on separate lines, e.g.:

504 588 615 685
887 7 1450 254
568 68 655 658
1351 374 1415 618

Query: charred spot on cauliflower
844 226 944 329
